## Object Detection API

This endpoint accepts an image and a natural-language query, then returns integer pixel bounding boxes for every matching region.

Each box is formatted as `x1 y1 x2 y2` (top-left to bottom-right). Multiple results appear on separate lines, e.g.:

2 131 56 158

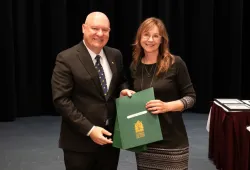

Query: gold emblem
134 120 145 139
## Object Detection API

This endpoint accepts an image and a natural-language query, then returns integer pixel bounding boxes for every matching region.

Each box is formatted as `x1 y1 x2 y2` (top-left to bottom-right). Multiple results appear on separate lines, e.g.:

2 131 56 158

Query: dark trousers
63 145 120 170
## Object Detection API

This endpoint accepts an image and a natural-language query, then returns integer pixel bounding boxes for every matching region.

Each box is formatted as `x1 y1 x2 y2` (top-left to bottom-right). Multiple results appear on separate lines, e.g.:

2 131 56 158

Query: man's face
82 14 110 54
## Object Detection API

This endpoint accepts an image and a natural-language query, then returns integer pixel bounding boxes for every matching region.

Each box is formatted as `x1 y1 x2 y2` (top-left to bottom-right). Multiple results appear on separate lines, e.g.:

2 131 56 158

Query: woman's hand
146 100 169 114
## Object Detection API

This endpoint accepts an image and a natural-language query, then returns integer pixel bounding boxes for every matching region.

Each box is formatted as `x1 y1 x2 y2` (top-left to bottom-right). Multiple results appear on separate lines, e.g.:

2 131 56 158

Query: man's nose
96 29 104 36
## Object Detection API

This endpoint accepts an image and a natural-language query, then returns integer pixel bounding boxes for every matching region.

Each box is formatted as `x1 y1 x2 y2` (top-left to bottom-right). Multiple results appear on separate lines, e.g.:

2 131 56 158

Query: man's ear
82 24 85 34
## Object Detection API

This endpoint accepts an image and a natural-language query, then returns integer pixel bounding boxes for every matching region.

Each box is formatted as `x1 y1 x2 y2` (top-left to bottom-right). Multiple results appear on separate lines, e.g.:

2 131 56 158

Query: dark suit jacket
51 41 128 152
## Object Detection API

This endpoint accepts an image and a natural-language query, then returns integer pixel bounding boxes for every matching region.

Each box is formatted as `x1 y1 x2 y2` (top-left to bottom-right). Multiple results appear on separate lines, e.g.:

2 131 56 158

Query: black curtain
3 0 248 121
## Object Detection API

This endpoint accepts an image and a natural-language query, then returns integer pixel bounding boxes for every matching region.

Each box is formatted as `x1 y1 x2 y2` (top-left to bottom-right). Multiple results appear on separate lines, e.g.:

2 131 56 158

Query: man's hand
120 89 136 97
89 126 113 145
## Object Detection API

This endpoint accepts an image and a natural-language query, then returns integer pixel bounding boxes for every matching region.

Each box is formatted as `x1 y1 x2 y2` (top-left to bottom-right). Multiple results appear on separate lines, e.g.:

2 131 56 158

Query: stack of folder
113 88 163 152
214 98 250 112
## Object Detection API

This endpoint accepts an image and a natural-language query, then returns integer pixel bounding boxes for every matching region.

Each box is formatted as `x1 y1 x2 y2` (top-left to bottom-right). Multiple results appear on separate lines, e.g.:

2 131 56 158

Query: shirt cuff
87 126 95 136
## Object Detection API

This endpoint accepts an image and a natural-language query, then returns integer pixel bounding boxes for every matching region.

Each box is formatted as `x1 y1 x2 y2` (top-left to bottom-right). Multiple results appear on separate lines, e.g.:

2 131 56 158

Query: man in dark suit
51 12 134 170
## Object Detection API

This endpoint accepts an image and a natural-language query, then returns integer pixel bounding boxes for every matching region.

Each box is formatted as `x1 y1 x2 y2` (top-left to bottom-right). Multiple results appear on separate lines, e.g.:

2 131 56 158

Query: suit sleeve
51 53 93 135
117 50 129 90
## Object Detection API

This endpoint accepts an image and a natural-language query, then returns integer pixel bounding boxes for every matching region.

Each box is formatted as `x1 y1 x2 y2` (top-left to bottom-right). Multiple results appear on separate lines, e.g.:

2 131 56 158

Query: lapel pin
112 61 114 64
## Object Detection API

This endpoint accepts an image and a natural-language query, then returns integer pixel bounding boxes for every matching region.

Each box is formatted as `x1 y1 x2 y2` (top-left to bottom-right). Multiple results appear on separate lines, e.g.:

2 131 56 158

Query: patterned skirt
135 146 189 170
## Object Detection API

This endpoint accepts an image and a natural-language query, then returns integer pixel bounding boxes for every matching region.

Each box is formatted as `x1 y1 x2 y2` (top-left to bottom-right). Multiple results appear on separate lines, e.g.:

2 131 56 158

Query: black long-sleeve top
131 55 196 149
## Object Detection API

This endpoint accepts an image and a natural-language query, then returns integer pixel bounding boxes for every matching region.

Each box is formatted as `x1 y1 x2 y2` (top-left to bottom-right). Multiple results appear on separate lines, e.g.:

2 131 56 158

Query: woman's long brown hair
131 17 174 76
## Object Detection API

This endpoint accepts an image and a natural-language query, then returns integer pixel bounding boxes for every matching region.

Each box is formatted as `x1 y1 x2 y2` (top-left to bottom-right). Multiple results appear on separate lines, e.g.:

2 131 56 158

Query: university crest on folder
135 120 145 139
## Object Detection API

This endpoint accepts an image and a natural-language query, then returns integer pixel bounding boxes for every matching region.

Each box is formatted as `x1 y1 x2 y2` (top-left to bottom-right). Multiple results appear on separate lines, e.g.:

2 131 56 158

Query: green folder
113 87 163 151
113 116 147 152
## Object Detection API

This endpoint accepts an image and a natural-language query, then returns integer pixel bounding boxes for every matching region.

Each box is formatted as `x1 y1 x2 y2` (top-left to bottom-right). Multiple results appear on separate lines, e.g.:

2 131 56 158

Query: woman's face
140 25 162 54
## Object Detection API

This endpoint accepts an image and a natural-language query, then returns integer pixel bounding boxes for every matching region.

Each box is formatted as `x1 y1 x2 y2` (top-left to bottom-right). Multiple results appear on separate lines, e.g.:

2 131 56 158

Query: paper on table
223 103 250 110
242 100 250 105
215 99 242 104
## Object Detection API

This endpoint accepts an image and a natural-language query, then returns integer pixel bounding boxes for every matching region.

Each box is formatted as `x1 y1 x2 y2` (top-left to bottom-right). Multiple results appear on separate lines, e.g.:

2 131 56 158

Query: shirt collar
83 40 105 61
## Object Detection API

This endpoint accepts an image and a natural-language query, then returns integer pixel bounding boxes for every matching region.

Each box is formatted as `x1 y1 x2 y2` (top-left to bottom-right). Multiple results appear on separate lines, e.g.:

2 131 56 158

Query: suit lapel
77 42 103 95
104 47 117 100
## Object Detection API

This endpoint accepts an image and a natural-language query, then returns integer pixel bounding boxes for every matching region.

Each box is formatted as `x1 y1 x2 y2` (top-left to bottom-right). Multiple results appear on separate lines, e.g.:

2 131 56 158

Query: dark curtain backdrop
3 0 248 121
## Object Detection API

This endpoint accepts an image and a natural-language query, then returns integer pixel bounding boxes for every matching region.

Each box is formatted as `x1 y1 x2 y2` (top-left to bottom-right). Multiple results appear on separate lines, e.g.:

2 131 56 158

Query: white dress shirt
83 41 113 136
83 41 112 89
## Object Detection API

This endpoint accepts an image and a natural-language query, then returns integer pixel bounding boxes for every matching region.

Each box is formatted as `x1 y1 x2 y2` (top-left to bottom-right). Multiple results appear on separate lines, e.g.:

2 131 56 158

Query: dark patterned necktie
95 55 108 96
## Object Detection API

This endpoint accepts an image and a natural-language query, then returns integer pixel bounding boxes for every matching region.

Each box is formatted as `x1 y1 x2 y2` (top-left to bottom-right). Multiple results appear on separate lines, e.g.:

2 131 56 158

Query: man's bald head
85 12 110 27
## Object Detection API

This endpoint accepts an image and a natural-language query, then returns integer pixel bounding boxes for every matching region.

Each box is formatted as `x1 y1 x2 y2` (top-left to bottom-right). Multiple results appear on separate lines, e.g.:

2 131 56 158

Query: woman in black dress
130 17 196 170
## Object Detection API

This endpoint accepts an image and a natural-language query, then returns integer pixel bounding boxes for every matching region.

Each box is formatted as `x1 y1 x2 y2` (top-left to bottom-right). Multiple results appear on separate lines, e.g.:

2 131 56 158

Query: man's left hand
120 89 136 97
